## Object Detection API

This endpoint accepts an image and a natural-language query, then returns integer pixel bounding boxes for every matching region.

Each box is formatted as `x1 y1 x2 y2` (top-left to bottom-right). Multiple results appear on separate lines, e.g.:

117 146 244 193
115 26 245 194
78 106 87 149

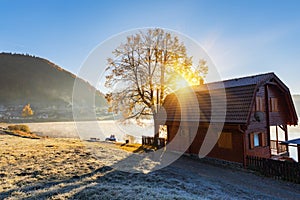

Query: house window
255 96 264 111
253 133 260 147
270 98 278 112
249 132 266 149
218 132 232 149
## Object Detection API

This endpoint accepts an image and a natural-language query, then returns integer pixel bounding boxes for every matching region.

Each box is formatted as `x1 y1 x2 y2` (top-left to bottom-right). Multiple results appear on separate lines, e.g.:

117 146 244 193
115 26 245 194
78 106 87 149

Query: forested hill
0 53 107 121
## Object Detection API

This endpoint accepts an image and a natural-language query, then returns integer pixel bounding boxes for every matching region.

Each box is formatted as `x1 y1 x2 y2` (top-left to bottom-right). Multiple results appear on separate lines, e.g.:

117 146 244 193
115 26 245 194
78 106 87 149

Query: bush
8 125 30 133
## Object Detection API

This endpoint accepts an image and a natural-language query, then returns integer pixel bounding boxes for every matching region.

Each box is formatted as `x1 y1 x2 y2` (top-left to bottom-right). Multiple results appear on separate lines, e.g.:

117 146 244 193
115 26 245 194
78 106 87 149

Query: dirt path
0 135 300 199
170 156 300 199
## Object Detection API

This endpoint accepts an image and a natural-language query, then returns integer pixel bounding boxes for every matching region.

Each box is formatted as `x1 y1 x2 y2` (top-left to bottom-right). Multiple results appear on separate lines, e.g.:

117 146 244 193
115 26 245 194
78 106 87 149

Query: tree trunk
153 113 160 147
160 65 165 106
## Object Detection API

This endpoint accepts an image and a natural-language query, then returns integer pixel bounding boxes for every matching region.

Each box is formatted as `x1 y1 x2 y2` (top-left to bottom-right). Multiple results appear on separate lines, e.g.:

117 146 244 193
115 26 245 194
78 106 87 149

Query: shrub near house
8 125 30 133
7 124 40 139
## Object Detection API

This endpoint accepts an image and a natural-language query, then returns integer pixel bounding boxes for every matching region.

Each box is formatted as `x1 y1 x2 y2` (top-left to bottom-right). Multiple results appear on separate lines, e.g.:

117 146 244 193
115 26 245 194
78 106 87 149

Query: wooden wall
245 84 288 158
268 85 289 126
166 122 244 163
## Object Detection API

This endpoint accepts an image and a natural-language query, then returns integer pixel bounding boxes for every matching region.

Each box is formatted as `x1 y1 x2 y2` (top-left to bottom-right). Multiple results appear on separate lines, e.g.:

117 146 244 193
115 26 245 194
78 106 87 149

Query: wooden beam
298 145 300 162
266 82 278 86
284 124 289 153
278 125 286 132
276 125 279 154
265 85 270 146
243 132 247 168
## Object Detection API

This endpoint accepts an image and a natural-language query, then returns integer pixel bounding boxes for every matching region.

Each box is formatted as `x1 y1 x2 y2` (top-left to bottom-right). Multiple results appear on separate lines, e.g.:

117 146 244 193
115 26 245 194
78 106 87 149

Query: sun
173 77 191 90
169 73 200 91
168 61 203 91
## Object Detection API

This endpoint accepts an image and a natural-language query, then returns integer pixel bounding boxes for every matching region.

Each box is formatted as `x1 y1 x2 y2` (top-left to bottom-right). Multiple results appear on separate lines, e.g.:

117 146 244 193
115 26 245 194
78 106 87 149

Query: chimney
199 77 204 85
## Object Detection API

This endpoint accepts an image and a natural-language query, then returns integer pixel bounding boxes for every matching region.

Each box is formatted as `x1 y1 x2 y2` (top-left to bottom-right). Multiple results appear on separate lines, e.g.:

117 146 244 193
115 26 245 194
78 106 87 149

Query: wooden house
160 72 298 165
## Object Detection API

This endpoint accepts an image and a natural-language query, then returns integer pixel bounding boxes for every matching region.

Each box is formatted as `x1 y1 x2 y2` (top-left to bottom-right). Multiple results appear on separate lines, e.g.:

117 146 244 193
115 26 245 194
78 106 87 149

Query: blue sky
1 0 300 93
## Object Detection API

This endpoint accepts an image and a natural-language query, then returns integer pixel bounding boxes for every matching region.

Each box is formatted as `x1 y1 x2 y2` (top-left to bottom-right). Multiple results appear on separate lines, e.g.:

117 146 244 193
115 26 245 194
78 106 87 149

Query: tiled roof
162 72 297 125
163 84 256 124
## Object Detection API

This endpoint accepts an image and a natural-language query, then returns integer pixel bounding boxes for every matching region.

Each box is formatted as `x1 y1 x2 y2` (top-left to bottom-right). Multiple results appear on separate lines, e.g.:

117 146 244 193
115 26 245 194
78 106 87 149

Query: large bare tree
105 28 207 145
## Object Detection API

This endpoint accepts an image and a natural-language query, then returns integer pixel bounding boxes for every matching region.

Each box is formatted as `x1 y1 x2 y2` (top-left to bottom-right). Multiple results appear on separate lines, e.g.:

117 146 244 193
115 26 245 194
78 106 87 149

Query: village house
160 72 298 166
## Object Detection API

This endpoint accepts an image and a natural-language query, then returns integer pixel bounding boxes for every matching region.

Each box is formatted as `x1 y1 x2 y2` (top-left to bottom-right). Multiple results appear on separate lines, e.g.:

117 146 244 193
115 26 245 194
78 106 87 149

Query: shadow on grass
2 130 41 139
0 140 202 199
2 152 300 199
0 166 114 199
0 150 167 199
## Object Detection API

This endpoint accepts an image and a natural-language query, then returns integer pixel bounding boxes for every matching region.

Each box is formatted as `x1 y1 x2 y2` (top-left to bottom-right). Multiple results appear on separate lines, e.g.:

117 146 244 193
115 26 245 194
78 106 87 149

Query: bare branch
104 28 208 133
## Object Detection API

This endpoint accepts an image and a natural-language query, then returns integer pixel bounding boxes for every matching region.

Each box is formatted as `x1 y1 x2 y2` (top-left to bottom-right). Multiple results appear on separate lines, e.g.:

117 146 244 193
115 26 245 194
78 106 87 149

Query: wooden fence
246 155 300 183
142 136 166 148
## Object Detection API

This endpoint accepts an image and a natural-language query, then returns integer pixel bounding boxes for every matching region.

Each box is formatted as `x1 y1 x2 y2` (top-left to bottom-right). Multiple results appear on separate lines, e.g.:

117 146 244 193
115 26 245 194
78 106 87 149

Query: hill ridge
0 52 107 122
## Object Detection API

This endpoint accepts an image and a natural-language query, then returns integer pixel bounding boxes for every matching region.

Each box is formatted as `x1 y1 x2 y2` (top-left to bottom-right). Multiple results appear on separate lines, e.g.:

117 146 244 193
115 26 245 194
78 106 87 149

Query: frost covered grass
0 135 103 192
1 134 300 200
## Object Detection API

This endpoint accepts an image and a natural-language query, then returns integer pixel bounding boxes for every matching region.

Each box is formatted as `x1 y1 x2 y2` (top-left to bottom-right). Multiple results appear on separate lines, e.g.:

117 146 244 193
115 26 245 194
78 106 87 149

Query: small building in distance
160 72 298 165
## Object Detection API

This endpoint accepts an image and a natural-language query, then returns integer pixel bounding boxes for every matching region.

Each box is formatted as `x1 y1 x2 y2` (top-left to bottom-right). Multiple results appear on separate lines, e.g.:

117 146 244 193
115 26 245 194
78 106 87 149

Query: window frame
249 132 267 149
253 133 260 147
255 96 264 112
218 132 233 149
270 97 278 112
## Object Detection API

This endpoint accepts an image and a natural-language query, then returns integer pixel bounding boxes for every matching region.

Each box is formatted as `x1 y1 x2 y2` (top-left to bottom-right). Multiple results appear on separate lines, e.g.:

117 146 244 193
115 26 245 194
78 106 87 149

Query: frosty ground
0 134 300 200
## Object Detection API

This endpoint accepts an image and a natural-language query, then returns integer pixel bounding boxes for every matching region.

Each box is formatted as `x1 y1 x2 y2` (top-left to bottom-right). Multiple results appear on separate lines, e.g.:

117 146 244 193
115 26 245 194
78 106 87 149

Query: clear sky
1 0 300 93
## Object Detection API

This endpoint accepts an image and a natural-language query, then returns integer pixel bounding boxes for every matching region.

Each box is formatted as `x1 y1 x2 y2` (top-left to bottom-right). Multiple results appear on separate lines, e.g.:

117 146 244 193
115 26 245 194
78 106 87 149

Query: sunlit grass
115 143 156 153
0 135 103 192
0 133 158 194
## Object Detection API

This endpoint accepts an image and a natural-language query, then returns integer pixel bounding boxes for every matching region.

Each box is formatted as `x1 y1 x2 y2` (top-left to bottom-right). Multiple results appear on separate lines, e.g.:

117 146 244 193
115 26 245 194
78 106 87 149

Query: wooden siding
245 84 289 158
166 122 244 163
268 85 289 125
207 129 244 163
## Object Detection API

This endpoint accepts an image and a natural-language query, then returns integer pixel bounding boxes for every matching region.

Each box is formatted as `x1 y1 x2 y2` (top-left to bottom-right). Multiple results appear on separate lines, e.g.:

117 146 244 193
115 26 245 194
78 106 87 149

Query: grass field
0 135 103 192
1 133 300 199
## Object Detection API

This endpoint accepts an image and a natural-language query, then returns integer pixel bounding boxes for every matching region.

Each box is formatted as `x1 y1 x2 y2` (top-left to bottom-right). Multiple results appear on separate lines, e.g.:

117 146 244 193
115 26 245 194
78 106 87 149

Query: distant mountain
0 53 108 122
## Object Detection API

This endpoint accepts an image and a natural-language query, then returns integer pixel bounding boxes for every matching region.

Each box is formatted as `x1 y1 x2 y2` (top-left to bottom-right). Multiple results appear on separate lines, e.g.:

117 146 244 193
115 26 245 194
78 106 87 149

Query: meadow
1 122 300 199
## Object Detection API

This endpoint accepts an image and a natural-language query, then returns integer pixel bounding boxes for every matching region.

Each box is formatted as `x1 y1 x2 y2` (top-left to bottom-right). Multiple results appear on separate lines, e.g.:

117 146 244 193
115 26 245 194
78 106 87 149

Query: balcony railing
142 136 166 148
270 140 287 155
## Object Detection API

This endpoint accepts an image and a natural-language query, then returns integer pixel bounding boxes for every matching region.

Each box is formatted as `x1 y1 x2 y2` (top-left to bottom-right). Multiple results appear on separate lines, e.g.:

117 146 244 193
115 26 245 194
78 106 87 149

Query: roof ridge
206 72 275 85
